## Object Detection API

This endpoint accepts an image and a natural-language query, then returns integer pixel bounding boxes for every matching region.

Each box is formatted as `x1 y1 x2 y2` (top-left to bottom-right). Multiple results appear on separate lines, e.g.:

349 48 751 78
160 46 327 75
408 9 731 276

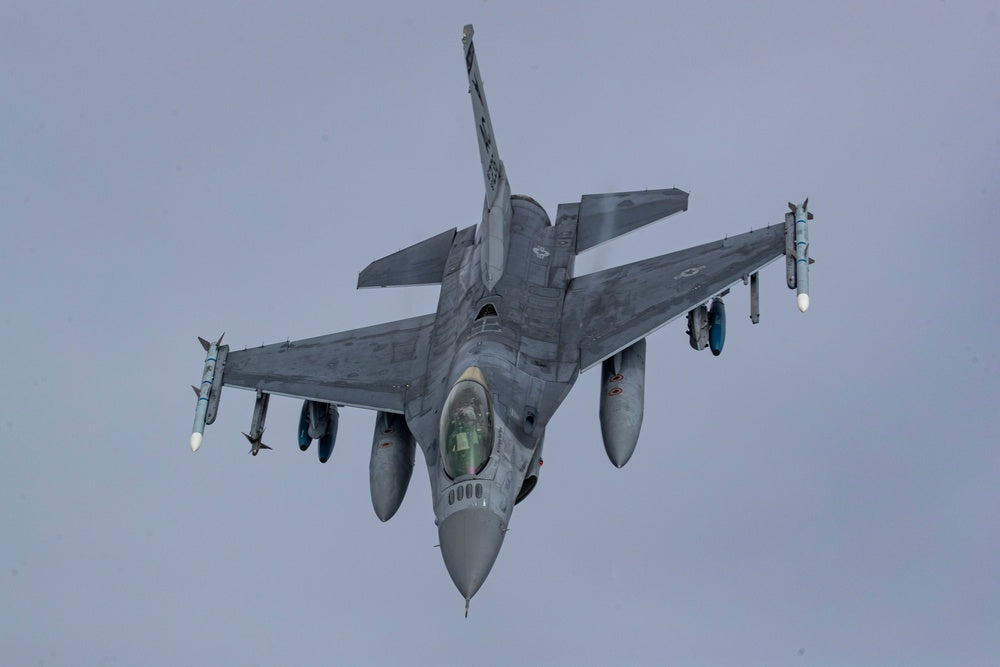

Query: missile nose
797 293 810 312
190 432 202 452
438 507 505 601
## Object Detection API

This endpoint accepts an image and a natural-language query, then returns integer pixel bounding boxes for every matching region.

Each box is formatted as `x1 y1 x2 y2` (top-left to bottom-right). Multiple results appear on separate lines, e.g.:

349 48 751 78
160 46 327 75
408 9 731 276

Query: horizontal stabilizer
564 188 689 253
358 228 457 288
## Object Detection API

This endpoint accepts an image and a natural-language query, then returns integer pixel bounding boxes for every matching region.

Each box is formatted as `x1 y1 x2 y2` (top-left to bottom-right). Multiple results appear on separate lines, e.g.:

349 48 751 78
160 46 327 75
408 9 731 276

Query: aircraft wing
562 224 785 370
220 313 436 413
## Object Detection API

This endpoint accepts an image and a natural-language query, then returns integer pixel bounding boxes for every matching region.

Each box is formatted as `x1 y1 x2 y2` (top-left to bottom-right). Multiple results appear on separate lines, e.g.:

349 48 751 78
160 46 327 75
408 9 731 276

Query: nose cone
438 507 506 600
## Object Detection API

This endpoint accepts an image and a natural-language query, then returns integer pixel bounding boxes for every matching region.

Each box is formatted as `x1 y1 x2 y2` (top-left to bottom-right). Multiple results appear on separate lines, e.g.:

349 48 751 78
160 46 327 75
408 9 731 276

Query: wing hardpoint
562 225 785 370
221 314 436 413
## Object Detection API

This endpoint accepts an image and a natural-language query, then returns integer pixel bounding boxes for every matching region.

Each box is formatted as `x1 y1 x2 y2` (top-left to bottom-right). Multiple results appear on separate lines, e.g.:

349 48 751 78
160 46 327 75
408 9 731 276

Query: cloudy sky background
3 1 998 664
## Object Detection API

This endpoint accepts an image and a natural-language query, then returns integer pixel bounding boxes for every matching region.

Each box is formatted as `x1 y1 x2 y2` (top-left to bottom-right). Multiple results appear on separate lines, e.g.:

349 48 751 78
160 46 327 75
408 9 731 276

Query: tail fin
462 24 511 291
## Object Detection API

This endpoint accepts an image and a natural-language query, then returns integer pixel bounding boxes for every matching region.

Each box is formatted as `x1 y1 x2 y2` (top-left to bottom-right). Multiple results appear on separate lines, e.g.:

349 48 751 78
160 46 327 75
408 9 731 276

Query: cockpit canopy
440 368 493 479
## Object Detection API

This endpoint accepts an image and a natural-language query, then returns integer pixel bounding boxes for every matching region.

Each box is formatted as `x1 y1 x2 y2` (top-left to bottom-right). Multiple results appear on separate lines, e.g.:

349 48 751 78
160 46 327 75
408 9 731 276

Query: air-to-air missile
190 334 224 452
786 199 814 312
242 389 271 456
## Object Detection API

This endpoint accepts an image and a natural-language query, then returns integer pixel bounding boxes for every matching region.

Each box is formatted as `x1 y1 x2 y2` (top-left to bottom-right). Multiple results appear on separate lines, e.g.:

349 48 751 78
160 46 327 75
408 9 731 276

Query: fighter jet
189 25 815 613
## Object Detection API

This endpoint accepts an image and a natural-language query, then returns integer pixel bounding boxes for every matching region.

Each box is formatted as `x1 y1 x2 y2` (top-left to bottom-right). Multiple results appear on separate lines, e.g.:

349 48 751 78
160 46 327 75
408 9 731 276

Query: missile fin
243 431 270 454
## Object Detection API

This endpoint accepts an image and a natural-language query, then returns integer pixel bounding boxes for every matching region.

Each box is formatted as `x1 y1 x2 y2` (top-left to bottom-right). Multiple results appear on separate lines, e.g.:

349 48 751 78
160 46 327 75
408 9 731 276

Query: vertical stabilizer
462 24 512 291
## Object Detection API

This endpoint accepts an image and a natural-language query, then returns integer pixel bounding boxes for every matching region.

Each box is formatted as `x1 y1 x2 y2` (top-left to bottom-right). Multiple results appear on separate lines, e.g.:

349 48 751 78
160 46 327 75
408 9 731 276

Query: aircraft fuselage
402 196 580 601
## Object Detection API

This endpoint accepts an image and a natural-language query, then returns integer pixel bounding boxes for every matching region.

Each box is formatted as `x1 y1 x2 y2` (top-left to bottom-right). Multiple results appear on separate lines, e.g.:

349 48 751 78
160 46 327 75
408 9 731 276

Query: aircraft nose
438 506 506 601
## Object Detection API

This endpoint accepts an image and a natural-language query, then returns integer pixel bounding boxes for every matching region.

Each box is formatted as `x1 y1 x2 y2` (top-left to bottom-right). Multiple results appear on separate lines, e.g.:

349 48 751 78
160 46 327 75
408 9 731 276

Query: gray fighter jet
190 25 815 613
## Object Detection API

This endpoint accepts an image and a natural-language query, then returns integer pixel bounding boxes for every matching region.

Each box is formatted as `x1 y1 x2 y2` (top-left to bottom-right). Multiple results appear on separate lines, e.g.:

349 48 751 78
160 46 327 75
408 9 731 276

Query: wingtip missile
191 334 224 452
792 199 811 313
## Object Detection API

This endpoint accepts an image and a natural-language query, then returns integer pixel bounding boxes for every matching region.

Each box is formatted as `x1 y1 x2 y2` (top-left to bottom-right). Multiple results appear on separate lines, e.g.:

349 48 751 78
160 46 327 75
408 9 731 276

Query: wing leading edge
221 313 436 413
562 224 785 370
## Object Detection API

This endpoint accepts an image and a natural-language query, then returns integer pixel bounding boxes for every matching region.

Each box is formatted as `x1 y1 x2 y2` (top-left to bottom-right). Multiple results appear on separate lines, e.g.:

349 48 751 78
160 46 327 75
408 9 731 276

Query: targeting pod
318 414 338 463
687 305 709 351
297 401 312 450
708 297 726 356
688 292 728 356
298 400 339 462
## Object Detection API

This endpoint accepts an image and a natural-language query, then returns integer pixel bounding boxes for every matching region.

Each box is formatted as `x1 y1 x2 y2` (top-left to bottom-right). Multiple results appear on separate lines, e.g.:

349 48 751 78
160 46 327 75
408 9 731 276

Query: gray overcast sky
3 1 998 665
